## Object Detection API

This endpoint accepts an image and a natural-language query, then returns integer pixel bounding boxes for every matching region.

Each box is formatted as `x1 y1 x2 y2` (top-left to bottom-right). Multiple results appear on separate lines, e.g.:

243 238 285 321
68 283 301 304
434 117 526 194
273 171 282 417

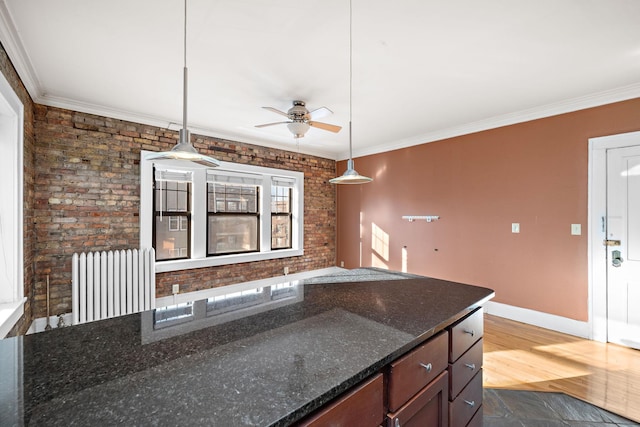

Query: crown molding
343 83 640 160
0 1 42 99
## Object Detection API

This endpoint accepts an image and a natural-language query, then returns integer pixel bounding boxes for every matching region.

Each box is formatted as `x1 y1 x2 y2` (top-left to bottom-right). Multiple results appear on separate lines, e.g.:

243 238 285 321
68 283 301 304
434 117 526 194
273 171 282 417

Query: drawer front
388 331 449 412
449 308 483 363
299 373 384 427
465 404 483 427
448 338 483 400
386 370 448 427
448 370 482 427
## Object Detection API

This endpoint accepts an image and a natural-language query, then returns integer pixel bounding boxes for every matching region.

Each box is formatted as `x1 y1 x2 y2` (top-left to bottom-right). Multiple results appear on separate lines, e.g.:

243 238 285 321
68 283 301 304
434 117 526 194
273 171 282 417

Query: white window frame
0 70 25 338
140 151 304 273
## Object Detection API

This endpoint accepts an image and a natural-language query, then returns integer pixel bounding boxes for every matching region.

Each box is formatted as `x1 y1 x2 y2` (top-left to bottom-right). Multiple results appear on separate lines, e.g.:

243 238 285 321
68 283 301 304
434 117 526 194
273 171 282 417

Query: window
140 153 304 273
153 169 191 261
271 180 293 250
0 69 25 337
207 183 259 255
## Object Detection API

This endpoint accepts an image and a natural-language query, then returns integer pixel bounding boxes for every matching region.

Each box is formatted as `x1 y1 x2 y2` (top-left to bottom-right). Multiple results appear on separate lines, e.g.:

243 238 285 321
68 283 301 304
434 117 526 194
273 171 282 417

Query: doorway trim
588 131 640 342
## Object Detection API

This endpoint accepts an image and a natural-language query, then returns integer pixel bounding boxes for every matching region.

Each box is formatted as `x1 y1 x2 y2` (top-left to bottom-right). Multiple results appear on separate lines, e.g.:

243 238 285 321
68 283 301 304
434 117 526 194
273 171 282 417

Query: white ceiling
1 0 639 160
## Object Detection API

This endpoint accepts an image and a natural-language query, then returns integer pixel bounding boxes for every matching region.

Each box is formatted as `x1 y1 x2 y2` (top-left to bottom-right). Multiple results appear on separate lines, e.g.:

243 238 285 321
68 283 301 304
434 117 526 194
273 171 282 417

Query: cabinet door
386 371 448 427
298 374 384 427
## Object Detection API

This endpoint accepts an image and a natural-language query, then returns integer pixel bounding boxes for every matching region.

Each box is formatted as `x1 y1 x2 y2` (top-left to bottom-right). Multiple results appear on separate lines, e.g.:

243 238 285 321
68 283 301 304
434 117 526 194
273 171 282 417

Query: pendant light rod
182 0 188 132
329 0 372 184
145 0 220 168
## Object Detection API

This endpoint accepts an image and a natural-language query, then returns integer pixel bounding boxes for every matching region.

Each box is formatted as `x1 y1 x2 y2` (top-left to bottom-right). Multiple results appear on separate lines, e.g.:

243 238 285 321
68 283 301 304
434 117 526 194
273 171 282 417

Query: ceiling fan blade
309 106 333 120
308 121 342 133
262 106 290 118
255 121 291 128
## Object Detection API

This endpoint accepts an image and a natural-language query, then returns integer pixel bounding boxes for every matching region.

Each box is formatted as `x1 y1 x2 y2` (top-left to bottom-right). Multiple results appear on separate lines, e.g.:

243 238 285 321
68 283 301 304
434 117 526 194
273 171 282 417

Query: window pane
155 216 189 260
209 183 258 213
208 216 258 255
156 181 189 212
271 215 291 249
271 186 291 213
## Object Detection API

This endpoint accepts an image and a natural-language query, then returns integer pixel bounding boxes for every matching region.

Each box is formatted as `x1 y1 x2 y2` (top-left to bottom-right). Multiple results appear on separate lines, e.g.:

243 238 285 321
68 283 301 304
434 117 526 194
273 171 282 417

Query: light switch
571 224 581 235
512 223 520 233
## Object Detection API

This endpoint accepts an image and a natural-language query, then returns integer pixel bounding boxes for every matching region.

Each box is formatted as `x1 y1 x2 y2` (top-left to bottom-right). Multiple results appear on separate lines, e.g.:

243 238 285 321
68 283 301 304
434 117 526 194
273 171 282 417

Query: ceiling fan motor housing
288 100 310 120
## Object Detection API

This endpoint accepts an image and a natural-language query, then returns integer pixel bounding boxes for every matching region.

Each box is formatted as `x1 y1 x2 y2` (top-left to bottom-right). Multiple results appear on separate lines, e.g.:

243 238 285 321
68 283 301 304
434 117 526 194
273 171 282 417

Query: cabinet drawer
387 331 449 412
465 404 483 427
448 338 483 400
448 370 482 427
449 308 483 363
298 373 384 427
386 370 448 427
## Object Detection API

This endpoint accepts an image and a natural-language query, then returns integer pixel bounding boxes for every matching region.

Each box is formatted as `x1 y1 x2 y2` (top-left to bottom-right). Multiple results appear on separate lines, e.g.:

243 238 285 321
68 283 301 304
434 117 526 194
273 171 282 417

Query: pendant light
329 0 372 185
145 0 220 168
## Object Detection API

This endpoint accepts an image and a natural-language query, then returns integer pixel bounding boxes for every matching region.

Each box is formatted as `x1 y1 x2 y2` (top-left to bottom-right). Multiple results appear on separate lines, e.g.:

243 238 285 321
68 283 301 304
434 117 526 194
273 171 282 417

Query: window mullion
192 169 207 259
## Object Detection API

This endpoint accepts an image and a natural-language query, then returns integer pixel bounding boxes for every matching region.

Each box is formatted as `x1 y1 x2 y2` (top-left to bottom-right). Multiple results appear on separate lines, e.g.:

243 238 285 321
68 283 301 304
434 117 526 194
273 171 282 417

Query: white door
606 145 640 349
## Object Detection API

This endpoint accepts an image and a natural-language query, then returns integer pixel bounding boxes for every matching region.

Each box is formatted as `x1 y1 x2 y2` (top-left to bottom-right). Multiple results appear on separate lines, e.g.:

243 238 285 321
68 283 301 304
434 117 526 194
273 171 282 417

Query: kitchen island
0 269 494 426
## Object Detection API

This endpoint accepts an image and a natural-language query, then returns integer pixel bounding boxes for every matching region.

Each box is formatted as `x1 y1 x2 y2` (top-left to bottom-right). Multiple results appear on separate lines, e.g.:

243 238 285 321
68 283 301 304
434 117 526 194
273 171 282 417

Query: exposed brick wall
34 106 336 317
0 42 36 337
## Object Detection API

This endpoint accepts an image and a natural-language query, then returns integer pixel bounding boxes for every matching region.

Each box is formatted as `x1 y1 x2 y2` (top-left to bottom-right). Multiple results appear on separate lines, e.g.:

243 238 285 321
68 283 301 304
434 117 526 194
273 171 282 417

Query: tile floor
484 389 640 426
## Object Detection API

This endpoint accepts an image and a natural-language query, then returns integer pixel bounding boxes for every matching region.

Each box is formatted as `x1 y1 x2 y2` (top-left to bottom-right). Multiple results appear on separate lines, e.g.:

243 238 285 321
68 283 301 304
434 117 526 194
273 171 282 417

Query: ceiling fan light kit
145 0 220 168
330 0 372 185
287 121 310 139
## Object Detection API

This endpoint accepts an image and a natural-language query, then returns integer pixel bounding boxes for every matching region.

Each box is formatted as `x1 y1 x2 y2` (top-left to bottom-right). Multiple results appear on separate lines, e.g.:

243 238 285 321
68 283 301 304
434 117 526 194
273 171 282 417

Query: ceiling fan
255 100 342 138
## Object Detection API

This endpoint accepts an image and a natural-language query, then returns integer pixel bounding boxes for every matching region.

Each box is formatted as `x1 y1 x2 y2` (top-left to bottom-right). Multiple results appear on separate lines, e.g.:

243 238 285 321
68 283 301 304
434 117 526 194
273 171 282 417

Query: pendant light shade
329 123 372 184
330 0 371 185
145 0 220 168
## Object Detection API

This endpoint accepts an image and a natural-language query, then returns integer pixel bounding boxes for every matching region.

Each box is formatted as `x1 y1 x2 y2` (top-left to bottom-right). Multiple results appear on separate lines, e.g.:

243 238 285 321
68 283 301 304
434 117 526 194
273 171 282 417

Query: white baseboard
484 301 590 339
28 312 73 334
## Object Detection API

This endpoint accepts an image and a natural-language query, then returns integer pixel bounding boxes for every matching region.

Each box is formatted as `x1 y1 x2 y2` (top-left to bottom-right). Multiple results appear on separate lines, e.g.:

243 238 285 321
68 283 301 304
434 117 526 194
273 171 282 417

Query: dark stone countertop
0 269 494 426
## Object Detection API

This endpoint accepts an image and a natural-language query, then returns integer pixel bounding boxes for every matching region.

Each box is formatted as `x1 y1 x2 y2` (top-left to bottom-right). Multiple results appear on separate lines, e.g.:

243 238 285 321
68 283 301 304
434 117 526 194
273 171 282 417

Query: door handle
612 250 624 267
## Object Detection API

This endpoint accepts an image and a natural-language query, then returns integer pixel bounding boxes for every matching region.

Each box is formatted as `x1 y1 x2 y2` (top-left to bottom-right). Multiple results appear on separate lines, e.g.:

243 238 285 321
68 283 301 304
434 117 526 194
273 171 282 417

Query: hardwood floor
483 314 640 423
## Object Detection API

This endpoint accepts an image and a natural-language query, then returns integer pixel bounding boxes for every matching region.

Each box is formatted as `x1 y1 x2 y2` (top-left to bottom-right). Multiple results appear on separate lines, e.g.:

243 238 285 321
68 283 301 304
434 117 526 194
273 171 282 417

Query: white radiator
72 248 156 325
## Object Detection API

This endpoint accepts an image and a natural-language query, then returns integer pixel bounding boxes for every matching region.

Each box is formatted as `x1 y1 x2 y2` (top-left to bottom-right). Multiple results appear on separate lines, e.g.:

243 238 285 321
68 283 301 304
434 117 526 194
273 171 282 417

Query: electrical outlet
284 266 289 275
511 223 520 233
340 261 344 267
172 284 179 294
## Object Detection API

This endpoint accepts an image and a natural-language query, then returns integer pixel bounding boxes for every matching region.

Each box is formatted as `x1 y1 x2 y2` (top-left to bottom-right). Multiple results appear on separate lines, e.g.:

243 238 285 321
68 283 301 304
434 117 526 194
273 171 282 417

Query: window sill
0 298 26 338
155 248 304 273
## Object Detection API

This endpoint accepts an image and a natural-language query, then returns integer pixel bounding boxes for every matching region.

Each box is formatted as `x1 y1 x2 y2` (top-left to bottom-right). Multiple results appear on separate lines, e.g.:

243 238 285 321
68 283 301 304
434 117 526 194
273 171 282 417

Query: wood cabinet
386 331 449 427
449 338 482 399
297 373 384 427
447 308 484 427
386 371 448 427
387 331 449 412
298 308 485 427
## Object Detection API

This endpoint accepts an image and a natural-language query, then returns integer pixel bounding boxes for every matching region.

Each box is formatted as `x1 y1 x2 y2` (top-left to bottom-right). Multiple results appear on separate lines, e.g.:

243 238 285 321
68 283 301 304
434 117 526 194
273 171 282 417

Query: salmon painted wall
336 98 640 321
